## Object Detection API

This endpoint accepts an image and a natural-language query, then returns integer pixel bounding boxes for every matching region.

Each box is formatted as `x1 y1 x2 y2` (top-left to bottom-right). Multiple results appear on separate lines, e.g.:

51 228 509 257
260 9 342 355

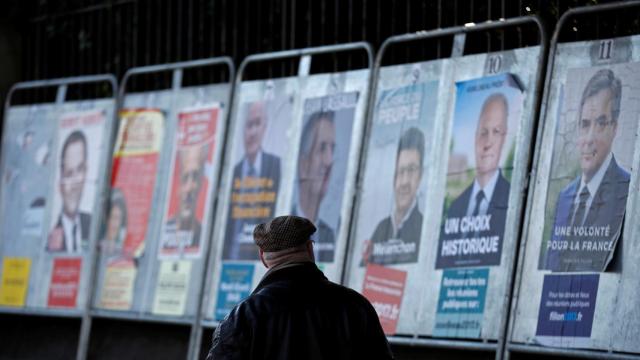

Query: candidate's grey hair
579 69 622 123
298 111 335 160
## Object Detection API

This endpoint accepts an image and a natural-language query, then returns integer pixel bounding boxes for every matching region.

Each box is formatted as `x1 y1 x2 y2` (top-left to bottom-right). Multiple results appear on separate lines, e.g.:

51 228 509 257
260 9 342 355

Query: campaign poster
98 257 137 310
0 107 56 251
535 274 599 347
159 105 220 259
222 94 294 261
290 92 359 263
215 263 254 321
357 82 437 266
47 257 82 308
539 64 640 272
436 74 523 269
111 108 164 259
46 110 106 254
152 260 192 316
433 268 489 338
0 257 31 307
361 264 407 335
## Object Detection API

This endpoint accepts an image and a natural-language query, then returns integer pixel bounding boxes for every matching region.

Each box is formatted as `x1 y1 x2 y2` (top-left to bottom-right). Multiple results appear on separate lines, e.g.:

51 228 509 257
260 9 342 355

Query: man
47 130 91 253
208 215 394 360
293 111 337 262
545 69 630 272
164 144 207 249
223 101 281 260
367 127 425 265
437 93 511 267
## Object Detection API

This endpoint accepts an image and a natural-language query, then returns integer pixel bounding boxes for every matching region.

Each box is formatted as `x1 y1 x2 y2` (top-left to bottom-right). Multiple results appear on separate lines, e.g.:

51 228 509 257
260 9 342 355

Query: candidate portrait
367 127 425 265
223 100 282 260
544 69 630 272
292 110 337 262
164 143 208 251
445 93 510 239
47 130 92 253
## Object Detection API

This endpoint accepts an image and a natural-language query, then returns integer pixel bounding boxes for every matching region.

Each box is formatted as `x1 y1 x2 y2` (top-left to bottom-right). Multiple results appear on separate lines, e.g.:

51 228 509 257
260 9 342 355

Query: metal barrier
343 16 547 359
505 2 640 359
75 57 234 360
195 42 373 359
1 75 118 360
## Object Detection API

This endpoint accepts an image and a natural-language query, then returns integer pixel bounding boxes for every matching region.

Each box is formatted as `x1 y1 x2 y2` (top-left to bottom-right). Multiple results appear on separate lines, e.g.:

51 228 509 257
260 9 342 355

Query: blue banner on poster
215 263 254 321
433 268 489 338
536 274 599 338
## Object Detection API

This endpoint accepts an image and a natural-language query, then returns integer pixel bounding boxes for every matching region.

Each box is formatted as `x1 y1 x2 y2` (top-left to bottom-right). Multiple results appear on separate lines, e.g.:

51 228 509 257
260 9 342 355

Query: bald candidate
437 93 510 268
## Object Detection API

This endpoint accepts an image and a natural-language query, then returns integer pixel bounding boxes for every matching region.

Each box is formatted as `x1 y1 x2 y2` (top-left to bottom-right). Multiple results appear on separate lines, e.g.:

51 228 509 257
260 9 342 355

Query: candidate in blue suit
544 69 630 272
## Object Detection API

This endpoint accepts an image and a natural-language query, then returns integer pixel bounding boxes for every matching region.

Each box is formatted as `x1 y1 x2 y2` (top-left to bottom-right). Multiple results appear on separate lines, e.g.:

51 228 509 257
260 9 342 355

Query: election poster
433 268 489 338
221 94 294 261
290 92 359 263
0 107 56 254
436 73 523 269
47 257 82 308
46 109 107 254
215 263 254 321
356 82 438 266
361 264 407 335
98 257 137 310
152 260 192 316
539 64 640 272
0 257 31 307
535 274 599 348
159 105 220 259
111 108 164 259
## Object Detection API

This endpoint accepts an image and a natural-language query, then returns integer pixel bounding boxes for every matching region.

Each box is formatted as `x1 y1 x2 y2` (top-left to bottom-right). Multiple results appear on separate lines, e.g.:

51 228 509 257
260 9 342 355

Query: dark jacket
368 205 423 265
207 262 393 360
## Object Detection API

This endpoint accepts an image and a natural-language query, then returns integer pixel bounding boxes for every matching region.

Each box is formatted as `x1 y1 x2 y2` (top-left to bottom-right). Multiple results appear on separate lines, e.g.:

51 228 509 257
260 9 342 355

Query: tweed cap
253 215 317 252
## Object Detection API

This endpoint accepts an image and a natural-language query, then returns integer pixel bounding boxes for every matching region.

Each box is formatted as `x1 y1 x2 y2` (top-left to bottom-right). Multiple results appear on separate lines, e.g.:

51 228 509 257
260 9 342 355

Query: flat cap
253 215 317 252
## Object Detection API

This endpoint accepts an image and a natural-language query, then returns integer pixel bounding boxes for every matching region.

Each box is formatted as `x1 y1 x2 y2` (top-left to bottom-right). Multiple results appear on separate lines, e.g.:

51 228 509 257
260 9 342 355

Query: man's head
59 131 88 218
254 215 317 268
394 127 425 217
576 69 621 182
243 101 268 161
475 93 508 179
177 145 207 226
298 111 336 201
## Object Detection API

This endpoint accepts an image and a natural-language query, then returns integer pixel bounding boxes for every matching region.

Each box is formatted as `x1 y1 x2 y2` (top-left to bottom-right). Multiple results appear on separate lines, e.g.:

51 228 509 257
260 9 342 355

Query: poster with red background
159 106 219 259
47 257 82 308
362 264 407 335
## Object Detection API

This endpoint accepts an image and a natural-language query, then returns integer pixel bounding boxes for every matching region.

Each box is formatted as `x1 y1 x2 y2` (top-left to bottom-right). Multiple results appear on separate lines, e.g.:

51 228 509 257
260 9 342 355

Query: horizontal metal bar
377 16 544 63
90 309 195 326
508 343 640 360
6 74 118 109
236 41 374 83
0 306 83 319
388 336 497 352
119 56 235 100
200 319 219 329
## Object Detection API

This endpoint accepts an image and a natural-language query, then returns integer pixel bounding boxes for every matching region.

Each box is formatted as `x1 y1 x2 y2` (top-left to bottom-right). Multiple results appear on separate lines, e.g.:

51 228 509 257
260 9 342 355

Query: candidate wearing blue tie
545 69 630 272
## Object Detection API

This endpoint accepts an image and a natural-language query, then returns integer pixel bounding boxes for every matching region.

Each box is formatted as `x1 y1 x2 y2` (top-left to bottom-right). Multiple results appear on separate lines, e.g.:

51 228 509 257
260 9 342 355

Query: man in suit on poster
545 69 630 272
223 101 281 260
438 92 511 268
47 130 92 253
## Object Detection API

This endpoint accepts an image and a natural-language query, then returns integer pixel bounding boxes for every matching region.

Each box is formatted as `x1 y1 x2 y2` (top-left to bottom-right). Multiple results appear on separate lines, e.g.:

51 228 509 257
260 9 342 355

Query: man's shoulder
608 157 631 182
262 152 281 166
448 183 473 216
559 176 580 198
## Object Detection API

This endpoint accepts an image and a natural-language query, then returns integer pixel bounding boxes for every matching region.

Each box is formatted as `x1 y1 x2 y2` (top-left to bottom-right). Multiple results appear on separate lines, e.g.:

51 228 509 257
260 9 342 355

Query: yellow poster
0 257 31 307
152 260 192 316
99 258 137 310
